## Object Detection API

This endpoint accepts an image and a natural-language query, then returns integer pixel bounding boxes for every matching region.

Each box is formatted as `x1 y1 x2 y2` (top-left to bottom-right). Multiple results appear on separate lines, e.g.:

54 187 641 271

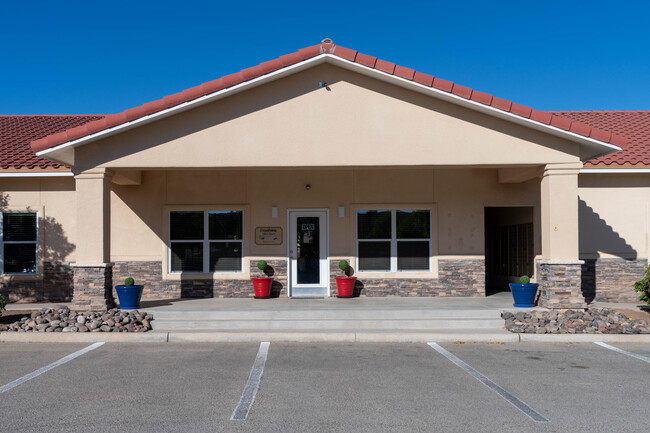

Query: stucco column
537 162 586 309
70 168 116 311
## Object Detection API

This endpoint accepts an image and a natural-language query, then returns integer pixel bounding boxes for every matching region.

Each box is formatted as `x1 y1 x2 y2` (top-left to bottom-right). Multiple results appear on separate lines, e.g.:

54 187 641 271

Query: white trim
36 55 331 158
168 210 245 274
580 168 650 174
35 53 620 161
329 56 621 156
0 172 73 178
0 211 39 275
287 208 330 297
356 208 432 273
536 260 584 265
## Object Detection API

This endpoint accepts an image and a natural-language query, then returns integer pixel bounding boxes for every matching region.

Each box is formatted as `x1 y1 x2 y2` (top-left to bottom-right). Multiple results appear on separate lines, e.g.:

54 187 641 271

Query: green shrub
519 275 531 285
0 293 6 318
634 266 650 305
124 277 135 286
338 260 350 272
257 260 268 271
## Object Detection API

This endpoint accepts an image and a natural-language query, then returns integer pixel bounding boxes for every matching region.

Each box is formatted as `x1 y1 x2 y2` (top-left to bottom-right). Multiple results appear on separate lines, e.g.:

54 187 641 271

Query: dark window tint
357 210 391 239
4 244 37 273
209 211 243 240
170 242 203 272
397 210 430 239
358 241 391 271
170 212 203 240
209 242 242 272
397 241 429 271
3 213 36 242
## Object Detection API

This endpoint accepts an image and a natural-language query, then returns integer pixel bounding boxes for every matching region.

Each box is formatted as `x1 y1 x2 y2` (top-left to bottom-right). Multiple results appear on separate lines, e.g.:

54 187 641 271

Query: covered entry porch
29 45 618 311
67 163 586 309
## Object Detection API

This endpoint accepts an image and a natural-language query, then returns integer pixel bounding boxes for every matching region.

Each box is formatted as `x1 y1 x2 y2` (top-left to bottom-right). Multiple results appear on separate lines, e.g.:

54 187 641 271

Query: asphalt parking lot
0 342 648 432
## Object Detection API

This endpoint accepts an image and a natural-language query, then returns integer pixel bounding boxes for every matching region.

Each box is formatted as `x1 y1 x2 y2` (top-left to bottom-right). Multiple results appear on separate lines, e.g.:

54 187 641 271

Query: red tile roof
30 39 625 154
551 111 650 166
0 115 103 170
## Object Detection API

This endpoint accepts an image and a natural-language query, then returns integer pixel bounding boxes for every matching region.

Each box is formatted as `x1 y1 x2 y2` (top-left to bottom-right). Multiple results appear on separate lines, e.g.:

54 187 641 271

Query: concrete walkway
3 293 649 343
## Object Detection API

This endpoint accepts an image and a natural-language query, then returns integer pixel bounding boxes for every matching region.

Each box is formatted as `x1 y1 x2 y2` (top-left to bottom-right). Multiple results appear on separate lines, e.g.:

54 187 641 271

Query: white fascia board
36 53 620 161
325 56 621 159
35 54 331 158
580 168 650 174
0 172 73 178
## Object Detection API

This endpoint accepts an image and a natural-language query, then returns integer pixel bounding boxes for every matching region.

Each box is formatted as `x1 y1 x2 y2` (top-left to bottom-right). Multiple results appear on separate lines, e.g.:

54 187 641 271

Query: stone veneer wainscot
580 258 648 303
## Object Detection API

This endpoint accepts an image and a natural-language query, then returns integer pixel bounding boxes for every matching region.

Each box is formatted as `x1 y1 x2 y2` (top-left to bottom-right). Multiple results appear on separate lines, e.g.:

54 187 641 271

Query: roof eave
36 54 621 164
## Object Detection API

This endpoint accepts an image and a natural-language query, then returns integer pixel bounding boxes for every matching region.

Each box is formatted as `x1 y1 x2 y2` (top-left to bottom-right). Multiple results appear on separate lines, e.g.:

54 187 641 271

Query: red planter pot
335 276 357 298
251 277 273 298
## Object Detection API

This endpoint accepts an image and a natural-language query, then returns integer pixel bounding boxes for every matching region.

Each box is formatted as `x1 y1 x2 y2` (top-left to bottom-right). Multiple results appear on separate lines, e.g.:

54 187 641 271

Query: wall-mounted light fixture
305 184 311 191
338 206 345 218
271 206 278 219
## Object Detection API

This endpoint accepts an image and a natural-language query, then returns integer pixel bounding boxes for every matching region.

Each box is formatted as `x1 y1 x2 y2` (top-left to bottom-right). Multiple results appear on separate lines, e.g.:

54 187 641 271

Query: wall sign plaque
255 227 283 245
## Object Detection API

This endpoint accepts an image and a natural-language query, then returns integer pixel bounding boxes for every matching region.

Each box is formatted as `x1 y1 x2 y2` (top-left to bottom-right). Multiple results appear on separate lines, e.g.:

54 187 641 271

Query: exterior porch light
305 184 311 190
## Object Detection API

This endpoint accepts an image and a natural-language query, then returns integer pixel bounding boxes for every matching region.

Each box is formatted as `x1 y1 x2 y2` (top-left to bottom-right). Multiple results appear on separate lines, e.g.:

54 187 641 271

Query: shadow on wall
579 199 637 302
0 192 76 302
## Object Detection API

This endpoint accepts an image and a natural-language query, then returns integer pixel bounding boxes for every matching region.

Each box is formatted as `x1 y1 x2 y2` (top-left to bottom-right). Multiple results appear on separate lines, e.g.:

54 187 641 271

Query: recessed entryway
287 209 329 297
484 207 535 296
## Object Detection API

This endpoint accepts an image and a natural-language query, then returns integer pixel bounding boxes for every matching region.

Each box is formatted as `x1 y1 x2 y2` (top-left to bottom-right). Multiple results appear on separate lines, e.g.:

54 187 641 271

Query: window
357 209 430 272
1 212 38 274
169 210 243 273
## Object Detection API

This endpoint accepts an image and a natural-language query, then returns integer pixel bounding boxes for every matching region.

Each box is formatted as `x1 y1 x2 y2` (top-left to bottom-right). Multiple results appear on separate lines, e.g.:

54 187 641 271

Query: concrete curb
0 331 168 343
518 333 650 343
1 331 648 344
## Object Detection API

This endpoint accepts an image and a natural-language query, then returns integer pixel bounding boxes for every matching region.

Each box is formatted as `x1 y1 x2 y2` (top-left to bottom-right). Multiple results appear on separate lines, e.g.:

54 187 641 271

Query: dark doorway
485 207 535 296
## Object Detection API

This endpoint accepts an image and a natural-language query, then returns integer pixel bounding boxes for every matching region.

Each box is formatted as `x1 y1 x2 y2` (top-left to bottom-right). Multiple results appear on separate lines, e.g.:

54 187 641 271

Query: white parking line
594 342 650 363
428 342 549 423
231 342 270 421
0 342 104 395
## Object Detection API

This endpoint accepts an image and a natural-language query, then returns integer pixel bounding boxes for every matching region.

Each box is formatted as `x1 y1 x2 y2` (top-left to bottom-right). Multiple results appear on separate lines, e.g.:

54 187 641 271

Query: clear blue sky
1 1 648 114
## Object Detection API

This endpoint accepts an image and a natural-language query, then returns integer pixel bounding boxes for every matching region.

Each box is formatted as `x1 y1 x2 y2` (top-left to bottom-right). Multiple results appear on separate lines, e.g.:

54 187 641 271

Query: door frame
286 208 330 297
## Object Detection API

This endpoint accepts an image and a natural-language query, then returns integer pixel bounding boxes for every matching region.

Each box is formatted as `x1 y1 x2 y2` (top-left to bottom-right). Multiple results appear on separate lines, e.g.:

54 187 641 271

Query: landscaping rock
502 307 650 334
0 307 154 334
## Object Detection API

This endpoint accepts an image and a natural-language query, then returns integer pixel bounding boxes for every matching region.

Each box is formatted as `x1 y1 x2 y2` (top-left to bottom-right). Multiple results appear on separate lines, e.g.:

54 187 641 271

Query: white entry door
288 210 329 297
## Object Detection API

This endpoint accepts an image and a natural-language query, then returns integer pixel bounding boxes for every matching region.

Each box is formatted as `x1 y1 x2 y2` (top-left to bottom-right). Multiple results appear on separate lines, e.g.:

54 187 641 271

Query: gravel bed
0 306 153 333
502 307 649 334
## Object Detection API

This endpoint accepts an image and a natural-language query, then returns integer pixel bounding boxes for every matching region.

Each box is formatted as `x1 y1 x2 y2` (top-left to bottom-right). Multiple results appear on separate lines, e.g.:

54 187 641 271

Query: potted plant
335 260 357 298
115 277 144 310
251 260 273 298
509 275 539 308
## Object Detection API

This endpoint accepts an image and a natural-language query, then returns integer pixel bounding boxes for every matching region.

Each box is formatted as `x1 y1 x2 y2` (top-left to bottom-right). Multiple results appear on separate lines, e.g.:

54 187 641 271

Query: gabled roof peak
30 40 625 156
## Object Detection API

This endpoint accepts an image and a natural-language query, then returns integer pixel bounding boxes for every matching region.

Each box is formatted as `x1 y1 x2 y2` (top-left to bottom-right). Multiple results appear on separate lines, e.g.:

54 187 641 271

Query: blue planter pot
115 285 144 310
509 283 539 308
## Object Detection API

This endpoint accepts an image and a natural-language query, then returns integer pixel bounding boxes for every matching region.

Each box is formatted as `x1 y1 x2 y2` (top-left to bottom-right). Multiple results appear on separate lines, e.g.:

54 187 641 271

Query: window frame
168 210 244 274
0 211 39 275
356 208 432 273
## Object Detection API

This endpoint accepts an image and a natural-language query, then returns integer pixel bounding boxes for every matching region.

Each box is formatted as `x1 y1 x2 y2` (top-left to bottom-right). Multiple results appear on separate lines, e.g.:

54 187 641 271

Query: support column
537 162 586 309
70 168 115 311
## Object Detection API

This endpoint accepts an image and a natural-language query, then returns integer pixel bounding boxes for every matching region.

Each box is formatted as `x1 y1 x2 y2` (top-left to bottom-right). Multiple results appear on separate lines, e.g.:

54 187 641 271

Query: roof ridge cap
0 114 105 117
29 39 626 153
550 110 650 114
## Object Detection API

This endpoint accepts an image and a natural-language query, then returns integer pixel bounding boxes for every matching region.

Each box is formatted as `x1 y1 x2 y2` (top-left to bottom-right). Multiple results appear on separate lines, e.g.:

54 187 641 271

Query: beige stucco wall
4 171 646 275
578 174 650 259
0 177 77 274
108 167 541 278
74 63 581 170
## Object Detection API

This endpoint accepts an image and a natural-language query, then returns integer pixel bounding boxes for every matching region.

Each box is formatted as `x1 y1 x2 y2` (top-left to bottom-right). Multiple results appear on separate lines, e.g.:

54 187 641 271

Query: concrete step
151 308 500 321
163 329 516 343
152 317 504 331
